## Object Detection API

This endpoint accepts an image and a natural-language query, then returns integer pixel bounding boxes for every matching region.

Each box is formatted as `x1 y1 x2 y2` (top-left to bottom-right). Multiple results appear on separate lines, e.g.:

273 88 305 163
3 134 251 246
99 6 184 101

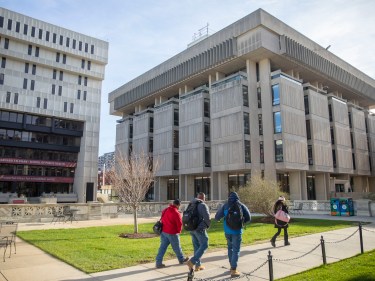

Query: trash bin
340 198 354 216
330 198 340 216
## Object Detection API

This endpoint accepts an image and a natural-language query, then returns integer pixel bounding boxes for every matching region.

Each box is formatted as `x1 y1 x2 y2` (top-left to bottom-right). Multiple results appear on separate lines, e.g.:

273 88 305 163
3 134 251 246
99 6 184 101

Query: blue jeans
190 230 209 266
225 233 242 269
156 232 185 265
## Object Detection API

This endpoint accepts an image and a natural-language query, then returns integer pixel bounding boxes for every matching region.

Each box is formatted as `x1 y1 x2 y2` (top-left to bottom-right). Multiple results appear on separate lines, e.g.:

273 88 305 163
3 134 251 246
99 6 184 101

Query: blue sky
1 0 374 155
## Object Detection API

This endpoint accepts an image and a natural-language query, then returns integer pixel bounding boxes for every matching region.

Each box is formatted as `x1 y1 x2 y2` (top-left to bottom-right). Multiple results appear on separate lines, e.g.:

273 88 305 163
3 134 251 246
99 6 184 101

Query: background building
109 9 375 202
0 8 108 203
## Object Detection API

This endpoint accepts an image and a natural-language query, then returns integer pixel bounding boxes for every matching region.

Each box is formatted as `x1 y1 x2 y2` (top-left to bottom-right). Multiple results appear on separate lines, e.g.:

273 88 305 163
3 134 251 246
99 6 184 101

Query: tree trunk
133 204 138 233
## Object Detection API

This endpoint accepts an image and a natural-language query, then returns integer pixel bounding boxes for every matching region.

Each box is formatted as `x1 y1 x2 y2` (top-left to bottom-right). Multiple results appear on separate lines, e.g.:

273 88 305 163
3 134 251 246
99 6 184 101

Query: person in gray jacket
186 192 211 272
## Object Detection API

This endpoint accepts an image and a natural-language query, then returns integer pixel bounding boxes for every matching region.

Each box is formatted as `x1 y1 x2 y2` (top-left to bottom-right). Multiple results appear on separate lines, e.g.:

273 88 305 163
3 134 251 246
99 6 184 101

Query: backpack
182 201 201 231
226 202 244 230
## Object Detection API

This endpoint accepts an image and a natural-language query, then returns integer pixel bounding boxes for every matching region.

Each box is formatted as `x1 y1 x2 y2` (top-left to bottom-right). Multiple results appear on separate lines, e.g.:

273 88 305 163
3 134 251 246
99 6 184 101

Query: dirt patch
119 233 159 239
252 216 275 224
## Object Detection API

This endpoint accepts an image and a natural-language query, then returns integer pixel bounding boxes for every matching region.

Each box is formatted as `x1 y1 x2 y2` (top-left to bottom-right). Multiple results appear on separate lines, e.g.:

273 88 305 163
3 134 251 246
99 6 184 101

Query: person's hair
197 192 206 200
173 199 181 206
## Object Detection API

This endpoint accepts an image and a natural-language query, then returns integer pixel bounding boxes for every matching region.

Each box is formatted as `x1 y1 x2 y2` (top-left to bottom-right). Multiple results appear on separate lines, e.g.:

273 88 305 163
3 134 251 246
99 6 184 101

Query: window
53 33 56 43
244 112 250 134
243 85 249 107
16 21 20 32
24 63 29 73
72 39 76 49
273 111 282 133
31 26 35 37
70 103 74 113
58 85 62 96
275 140 283 162
23 24 28 35
174 108 179 126
4 38 9 49
304 95 309 115
51 84 55 95
43 98 47 109
59 35 63 45
328 104 333 122
59 71 63 81
87 61 91 70
30 80 35 90
78 75 82 85
330 126 335 144
173 130 179 148
256 62 260 82
62 54 66 64
77 90 81 99
28 45 32 55
204 147 211 167
83 91 87 100
14 93 18 104
36 97 41 108
0 73 4 85
352 153 356 170
204 123 210 142
0 16 3 28
81 59 85 68
91 44 94 54
260 141 264 163
53 69 57 79
257 87 262 108
38 29 43 39
7 19 12 30
149 136 153 153
272 84 280 106
258 114 263 135
64 102 67 112
32 64 36 75
149 116 154 133
1 57 6 68
66 37 70 47
306 120 311 140
84 76 87 86
56 52 60 62
348 112 352 128
244 140 251 163
308 145 313 165
23 78 27 89
6 92 11 103
85 43 88 52
204 98 210 117
332 149 336 168
79 41 82 51
350 132 354 149
35 47 39 57
46 31 50 41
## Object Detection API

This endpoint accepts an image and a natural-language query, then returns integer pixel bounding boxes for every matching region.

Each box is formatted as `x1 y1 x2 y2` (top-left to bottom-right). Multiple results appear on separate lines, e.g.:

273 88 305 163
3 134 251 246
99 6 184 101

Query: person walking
270 196 290 247
155 199 189 268
215 192 251 277
186 192 211 272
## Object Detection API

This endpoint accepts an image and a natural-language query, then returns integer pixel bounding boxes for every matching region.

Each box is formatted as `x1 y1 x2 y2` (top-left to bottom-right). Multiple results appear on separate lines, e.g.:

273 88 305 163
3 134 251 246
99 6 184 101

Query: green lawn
17 218 357 273
277 249 375 281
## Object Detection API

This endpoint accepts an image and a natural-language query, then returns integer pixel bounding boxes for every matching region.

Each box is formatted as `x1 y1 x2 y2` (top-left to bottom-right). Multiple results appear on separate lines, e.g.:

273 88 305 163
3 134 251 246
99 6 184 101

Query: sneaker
195 265 205 271
285 242 291 246
179 257 189 264
187 260 194 270
270 239 276 247
156 264 166 268
230 269 241 277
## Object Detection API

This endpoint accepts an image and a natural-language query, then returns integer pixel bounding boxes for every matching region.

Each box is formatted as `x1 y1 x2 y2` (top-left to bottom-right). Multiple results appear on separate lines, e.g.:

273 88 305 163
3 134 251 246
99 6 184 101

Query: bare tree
110 151 159 233
236 173 288 217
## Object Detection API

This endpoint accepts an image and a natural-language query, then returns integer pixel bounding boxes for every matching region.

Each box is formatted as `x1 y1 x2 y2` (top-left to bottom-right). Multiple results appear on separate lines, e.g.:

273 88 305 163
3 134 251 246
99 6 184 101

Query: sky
1 0 374 156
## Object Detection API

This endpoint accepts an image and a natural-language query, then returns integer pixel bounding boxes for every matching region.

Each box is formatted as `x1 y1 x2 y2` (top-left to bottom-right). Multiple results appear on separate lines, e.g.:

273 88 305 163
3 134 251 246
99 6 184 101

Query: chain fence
191 222 374 281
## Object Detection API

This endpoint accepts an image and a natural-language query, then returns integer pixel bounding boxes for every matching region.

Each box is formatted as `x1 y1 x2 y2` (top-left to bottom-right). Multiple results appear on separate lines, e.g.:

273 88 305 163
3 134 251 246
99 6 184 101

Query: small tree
236 173 287 217
110 151 159 233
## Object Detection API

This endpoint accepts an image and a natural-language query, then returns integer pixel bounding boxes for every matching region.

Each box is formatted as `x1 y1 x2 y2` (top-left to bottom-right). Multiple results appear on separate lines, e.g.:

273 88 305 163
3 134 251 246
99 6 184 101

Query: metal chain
272 243 321 262
362 227 375 233
325 228 358 244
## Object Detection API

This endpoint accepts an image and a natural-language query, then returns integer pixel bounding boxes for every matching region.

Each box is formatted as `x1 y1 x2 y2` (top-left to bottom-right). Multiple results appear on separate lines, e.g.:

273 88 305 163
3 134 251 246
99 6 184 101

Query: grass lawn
277 249 375 281
17 218 358 273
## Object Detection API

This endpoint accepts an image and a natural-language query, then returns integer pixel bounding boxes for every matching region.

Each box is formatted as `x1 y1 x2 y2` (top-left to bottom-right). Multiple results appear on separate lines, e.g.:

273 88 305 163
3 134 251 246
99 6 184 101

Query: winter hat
278 196 285 201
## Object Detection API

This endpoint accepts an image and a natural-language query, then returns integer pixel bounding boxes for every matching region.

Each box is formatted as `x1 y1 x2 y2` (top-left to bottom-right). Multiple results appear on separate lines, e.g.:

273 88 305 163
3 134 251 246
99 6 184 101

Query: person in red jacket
155 199 189 268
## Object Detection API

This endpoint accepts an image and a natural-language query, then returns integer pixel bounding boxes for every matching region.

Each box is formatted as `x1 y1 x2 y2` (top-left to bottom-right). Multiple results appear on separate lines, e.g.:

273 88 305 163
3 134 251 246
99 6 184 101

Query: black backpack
182 201 201 231
226 202 244 230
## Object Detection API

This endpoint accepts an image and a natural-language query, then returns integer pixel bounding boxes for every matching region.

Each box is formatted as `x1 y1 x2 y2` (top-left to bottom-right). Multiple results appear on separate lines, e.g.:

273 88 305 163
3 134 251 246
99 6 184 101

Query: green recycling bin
340 198 354 216
330 198 340 216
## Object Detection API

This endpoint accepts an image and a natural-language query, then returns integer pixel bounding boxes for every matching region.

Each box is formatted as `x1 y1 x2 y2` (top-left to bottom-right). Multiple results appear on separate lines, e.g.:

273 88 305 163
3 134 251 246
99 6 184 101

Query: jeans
271 227 289 244
156 232 185 265
190 230 209 266
225 233 242 269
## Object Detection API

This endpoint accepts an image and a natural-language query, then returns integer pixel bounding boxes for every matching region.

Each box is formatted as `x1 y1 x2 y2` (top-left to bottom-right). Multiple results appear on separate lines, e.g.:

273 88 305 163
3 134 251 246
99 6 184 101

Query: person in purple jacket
215 192 251 278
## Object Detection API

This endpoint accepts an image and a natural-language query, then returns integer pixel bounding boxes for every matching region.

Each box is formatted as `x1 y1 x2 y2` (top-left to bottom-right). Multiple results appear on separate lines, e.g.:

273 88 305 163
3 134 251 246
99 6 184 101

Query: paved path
1 214 374 281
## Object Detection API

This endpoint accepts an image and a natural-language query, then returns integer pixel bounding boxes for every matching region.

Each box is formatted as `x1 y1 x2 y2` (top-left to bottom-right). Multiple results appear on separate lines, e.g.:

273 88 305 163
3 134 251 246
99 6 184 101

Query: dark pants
271 227 289 244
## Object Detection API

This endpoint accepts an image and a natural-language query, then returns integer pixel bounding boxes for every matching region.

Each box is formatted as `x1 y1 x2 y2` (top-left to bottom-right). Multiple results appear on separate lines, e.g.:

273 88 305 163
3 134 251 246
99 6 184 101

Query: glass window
272 84 280 106
242 85 249 107
91 45 94 54
64 102 67 112
332 149 336 168
72 39 76 49
31 26 35 37
173 130 179 148
70 103 74 114
14 93 18 105
23 24 28 35
35 46 39 57
56 52 60 62
32 64 36 75
4 38 9 49
273 111 282 133
51 84 55 95
77 90 81 99
330 126 335 144
78 75 82 85
16 21 20 32
81 59 85 68
244 140 251 163
63 54 66 64
348 112 352 128
83 91 87 100
53 69 56 79
53 33 56 43
24 63 29 73
352 153 356 170
36 97 41 108
275 140 283 162
85 43 88 52
174 108 179 126
0 73 4 85
204 147 211 167
7 19 12 30
244 112 250 134
257 87 262 108
149 116 154 133
0 16 3 28
46 31 50 41
38 29 43 39
304 95 309 115
84 77 87 86
59 35 63 45
6 92 11 103
258 114 263 135
204 98 210 117
30 80 35 91
308 145 313 165
79 41 82 51
1 57 6 68
328 104 333 122
260 141 264 163
43 98 47 109
87 61 91 70
28 45 32 55
59 71 63 81
23 78 27 89
204 123 210 142
66 37 70 47
306 120 311 140
58 85 62 96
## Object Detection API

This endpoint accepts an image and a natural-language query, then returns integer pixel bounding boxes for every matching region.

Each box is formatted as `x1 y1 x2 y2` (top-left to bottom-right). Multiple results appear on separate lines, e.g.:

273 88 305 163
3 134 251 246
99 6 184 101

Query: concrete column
157 177 168 201
179 174 186 201
315 173 329 200
246 59 260 172
210 172 218 200
218 172 229 200
215 71 225 81
259 58 276 180
353 176 369 192
289 171 307 200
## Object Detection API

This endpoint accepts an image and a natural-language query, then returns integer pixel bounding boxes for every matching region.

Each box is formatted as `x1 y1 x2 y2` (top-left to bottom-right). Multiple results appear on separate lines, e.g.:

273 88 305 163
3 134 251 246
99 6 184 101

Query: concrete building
0 8 108 203
109 9 375 202
98 151 115 171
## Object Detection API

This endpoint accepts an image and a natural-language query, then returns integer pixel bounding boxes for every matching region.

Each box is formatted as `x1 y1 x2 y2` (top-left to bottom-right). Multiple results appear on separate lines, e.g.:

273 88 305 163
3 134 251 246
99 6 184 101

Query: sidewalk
1 214 374 281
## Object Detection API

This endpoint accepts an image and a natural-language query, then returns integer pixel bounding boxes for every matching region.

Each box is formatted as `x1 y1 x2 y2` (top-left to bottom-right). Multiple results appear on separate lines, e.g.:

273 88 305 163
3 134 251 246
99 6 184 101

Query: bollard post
268 250 274 281
359 222 364 254
320 235 327 265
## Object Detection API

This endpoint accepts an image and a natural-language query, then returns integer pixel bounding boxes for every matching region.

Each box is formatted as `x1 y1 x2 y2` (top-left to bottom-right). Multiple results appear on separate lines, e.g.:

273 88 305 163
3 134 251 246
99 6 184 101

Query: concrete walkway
1 214 375 281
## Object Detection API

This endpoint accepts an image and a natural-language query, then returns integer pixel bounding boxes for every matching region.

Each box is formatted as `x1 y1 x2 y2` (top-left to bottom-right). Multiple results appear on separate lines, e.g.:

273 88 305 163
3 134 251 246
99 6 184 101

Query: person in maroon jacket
155 199 189 268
